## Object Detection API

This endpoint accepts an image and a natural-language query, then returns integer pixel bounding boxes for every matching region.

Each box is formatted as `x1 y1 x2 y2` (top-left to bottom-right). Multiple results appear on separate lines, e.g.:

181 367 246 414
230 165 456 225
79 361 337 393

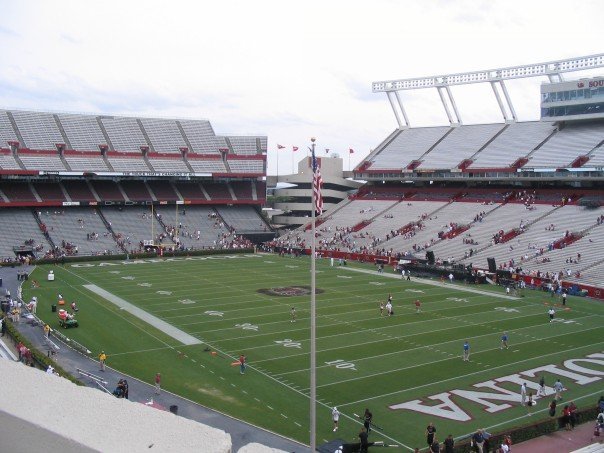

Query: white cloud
0 0 602 174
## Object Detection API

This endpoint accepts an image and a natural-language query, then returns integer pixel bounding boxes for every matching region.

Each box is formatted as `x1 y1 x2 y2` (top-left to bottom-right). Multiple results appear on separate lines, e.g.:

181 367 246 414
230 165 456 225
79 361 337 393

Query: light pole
309 137 317 452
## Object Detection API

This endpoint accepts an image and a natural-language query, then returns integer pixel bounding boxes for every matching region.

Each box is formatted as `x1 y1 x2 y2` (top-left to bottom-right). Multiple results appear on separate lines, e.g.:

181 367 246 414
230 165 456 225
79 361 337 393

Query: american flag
311 151 323 215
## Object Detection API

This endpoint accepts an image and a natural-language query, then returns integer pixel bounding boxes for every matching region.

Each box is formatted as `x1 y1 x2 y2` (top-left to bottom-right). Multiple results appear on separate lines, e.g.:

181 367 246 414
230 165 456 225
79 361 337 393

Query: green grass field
23 253 604 449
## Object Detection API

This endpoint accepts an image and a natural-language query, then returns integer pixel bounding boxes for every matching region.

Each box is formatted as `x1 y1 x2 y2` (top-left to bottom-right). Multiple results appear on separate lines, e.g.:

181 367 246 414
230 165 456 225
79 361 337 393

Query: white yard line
82 284 202 346
273 313 598 376
339 342 604 407
343 266 519 300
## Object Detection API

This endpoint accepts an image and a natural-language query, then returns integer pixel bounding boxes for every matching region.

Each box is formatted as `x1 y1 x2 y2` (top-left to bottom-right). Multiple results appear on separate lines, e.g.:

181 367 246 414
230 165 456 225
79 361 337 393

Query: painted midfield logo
257 286 324 297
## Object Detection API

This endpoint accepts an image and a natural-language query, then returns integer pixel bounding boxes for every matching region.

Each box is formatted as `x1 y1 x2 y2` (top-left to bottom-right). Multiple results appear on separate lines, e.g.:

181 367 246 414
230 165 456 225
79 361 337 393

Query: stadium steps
141 153 155 172
584 138 604 160
223 158 232 174
226 182 236 200
28 183 42 203
114 182 130 202
175 121 195 155
362 128 405 170
211 207 231 231
11 150 26 170
170 182 184 201
182 155 195 173
144 181 158 202
58 182 72 202
31 209 56 249
0 188 9 203
251 181 258 201
136 119 155 152
467 123 510 161
102 153 116 172
414 127 455 163
53 114 73 150
96 207 128 253
85 181 102 202
58 152 72 172
198 183 211 200
154 214 178 244
223 137 235 154
5 111 26 148
523 126 560 161
95 117 115 151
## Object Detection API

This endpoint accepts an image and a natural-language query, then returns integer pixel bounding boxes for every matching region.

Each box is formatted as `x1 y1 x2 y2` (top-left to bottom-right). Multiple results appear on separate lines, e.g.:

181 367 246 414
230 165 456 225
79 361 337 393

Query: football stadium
1 33 604 453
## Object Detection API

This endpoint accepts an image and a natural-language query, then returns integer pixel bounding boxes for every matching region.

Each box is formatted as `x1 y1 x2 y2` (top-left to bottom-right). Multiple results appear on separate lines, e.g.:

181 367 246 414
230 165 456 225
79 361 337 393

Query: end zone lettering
389 352 604 421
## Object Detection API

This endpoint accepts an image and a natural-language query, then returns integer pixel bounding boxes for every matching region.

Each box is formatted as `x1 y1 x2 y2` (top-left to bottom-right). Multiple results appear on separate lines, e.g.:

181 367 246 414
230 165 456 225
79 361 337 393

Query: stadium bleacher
469 121 556 169
418 123 505 169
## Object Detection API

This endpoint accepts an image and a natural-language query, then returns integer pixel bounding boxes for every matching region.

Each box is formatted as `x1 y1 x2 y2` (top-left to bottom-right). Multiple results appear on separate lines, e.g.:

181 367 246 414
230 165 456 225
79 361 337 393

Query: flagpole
276 147 279 180
310 137 317 452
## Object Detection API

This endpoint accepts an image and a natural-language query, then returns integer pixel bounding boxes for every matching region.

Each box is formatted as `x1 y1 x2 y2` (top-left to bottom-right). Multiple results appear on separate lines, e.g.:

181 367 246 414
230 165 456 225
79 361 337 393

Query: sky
0 0 602 175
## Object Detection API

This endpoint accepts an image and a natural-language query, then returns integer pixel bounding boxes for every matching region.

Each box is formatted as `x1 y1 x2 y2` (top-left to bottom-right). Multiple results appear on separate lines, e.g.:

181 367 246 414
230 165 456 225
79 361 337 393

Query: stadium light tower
373 53 604 127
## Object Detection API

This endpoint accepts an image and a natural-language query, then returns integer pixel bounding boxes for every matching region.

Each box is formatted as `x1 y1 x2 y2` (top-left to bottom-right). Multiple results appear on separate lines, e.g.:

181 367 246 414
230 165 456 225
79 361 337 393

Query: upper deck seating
58 113 107 151
11 110 64 150
369 127 449 170
227 136 258 155
418 123 504 169
0 111 18 146
528 121 604 168
178 120 222 154
107 155 151 172
19 153 67 171
227 160 264 173
470 121 556 168
64 154 110 172
0 151 21 169
187 158 227 173
100 117 147 152
147 158 190 172
139 118 187 154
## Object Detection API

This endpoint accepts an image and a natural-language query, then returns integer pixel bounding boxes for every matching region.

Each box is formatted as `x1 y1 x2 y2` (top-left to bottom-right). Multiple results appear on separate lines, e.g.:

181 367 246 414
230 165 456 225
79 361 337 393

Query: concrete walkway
512 421 603 453
0 265 305 453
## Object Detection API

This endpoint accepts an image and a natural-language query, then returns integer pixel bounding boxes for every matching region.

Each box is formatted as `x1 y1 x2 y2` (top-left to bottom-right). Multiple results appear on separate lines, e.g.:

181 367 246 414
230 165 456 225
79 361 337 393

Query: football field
24 253 604 449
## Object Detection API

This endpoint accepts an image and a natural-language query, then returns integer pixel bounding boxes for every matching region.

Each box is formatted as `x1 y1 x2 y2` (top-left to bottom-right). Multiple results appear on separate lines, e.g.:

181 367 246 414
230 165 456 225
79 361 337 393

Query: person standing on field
554 379 564 400
155 372 161 394
98 351 107 371
462 340 470 361
332 406 340 432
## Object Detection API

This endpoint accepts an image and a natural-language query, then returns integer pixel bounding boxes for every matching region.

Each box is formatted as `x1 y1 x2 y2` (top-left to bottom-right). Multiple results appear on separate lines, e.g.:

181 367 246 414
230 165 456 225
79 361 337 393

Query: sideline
342 266 519 300
83 284 202 346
